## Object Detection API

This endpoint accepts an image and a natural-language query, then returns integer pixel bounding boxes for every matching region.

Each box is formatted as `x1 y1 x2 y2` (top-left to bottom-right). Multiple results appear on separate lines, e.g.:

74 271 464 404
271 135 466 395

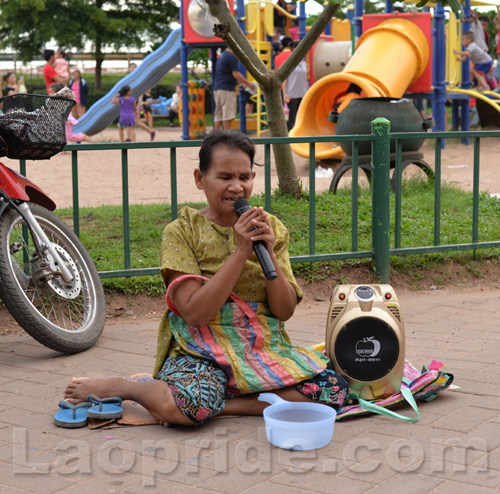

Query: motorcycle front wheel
0 203 106 353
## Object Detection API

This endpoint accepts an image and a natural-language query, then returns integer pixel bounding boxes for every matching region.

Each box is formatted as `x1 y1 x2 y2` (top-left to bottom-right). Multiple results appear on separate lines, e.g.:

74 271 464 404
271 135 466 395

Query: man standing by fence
213 46 255 130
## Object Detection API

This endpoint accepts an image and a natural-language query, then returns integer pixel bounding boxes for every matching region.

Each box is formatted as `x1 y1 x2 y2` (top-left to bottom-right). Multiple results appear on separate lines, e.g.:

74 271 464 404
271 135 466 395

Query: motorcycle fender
0 161 56 211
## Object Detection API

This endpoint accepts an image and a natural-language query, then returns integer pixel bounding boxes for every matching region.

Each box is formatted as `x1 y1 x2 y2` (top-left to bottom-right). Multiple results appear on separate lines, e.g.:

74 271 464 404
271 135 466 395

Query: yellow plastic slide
290 17 430 160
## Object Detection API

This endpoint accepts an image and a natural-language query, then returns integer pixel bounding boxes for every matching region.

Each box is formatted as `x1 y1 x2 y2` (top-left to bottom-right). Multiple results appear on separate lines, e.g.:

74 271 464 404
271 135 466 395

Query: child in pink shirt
66 113 91 143
289 18 300 41
54 49 70 80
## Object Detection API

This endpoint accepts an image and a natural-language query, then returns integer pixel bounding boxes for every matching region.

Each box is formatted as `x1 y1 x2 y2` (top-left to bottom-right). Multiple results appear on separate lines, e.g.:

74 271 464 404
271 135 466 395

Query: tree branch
277 1 340 83
205 0 272 87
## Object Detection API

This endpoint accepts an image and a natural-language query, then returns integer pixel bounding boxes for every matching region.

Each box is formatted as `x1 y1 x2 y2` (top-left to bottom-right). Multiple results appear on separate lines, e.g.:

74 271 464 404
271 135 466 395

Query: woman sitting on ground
64 130 348 426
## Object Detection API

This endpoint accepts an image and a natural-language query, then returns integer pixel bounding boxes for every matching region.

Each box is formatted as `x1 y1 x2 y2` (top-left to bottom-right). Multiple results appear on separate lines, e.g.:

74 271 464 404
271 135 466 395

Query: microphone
234 198 277 281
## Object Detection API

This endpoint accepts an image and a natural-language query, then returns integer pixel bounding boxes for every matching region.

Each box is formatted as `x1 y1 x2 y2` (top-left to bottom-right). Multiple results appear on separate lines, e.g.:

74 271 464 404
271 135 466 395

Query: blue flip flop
54 401 92 428
86 395 123 420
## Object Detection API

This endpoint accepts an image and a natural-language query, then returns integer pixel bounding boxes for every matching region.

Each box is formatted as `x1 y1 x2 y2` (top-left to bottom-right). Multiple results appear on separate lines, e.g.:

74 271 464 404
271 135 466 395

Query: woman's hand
233 207 297 321
233 206 275 259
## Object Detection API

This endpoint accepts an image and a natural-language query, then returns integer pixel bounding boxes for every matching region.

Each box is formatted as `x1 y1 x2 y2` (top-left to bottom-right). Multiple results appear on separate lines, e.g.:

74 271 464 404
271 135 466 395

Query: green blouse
153 206 304 377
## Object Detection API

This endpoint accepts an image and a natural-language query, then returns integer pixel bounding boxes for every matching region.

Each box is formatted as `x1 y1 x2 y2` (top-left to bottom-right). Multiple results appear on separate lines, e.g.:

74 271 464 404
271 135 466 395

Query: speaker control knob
354 285 375 301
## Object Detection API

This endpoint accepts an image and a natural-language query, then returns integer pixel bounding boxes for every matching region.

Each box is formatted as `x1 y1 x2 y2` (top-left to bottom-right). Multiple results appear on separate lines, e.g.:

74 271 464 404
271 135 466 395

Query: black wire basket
0 93 76 160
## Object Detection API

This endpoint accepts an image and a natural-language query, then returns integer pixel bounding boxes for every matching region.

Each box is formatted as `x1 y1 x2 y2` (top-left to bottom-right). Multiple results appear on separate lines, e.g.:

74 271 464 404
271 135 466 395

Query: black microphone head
234 198 251 217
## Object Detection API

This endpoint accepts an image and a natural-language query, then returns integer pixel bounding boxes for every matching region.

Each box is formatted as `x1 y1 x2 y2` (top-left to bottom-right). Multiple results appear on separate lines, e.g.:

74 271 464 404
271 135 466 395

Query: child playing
49 83 91 144
168 85 181 127
138 88 158 139
65 112 91 143
289 18 300 41
111 85 137 142
54 49 70 80
454 31 493 91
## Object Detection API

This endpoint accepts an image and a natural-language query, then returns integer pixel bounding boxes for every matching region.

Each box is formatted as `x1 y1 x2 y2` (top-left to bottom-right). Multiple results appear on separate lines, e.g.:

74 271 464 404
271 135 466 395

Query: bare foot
64 376 125 404
64 376 193 426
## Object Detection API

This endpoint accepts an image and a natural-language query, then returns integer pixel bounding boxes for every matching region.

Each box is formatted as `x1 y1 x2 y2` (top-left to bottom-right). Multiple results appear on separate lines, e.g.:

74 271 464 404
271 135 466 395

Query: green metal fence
20 122 500 284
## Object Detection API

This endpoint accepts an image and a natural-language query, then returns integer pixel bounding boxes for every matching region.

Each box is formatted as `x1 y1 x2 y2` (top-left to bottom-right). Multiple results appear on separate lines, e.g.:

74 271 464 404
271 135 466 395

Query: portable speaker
325 285 405 400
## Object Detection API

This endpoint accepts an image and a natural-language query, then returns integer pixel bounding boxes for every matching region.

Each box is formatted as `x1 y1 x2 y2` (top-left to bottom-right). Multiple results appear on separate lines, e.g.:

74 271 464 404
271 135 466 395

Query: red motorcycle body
0 161 56 211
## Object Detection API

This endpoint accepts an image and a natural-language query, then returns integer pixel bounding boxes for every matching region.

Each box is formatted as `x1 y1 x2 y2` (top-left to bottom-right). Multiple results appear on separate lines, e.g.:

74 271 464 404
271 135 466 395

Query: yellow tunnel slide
290 17 430 161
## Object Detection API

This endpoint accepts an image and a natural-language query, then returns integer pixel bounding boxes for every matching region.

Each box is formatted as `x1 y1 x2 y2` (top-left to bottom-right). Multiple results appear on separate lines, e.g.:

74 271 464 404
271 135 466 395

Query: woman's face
73 70 80 79
195 145 255 221
7 73 16 85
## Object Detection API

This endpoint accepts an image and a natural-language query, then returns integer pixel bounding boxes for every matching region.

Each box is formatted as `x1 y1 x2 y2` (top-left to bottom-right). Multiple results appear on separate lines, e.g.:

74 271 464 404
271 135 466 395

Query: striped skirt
168 295 329 396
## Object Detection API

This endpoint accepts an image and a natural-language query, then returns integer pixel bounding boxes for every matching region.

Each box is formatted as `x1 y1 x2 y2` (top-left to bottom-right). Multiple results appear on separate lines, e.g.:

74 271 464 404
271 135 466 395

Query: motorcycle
0 91 105 353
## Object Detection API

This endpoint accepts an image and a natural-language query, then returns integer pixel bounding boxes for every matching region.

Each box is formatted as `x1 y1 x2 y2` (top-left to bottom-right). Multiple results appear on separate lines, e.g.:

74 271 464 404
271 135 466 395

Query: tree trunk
94 28 103 91
94 58 103 90
264 79 302 196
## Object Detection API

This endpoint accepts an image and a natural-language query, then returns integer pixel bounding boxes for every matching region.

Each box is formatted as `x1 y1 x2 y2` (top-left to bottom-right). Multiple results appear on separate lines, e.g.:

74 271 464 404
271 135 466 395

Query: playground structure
179 80 207 139
290 0 500 160
74 28 182 136
291 12 433 160
74 0 500 147
74 0 227 137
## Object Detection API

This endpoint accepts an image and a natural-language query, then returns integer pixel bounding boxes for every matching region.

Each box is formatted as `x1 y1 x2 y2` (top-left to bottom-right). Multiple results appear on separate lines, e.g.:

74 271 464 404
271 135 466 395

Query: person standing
168 85 181 127
274 0 294 31
68 69 89 118
283 41 308 131
469 10 489 52
274 36 293 69
125 62 157 140
274 36 294 116
212 47 255 130
111 85 137 142
289 18 300 41
479 15 491 48
43 49 69 94
3 72 19 96
494 12 500 87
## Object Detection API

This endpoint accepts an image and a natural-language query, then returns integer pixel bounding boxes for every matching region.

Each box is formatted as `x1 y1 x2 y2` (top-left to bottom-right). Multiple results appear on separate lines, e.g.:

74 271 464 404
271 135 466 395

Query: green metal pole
472 137 480 245
394 139 402 249
309 142 316 257
265 144 271 212
434 138 442 246
121 149 131 271
371 117 391 284
351 141 359 252
170 147 178 221
71 150 80 238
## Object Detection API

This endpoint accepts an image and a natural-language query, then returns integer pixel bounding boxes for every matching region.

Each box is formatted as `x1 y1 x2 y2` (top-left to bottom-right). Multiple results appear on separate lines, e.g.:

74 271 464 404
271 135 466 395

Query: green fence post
371 117 391 283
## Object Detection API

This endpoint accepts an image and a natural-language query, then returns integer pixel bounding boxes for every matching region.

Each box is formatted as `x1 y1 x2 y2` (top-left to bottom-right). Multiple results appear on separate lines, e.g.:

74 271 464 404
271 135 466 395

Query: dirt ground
0 124 499 332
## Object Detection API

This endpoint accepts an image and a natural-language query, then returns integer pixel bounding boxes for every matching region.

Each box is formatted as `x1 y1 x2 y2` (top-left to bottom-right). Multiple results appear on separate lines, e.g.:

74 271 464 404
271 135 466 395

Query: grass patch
56 178 500 294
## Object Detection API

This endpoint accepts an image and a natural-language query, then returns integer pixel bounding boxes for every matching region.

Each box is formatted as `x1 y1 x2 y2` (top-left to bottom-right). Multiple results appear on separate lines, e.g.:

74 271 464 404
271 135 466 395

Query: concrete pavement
0 287 499 493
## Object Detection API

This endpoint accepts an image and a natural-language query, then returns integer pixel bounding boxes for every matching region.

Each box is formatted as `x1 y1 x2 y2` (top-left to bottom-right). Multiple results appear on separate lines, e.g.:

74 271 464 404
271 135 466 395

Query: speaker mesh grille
334 316 399 381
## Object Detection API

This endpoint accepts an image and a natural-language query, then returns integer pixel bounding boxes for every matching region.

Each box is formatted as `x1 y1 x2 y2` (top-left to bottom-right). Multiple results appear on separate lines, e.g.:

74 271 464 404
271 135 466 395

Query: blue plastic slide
74 28 181 136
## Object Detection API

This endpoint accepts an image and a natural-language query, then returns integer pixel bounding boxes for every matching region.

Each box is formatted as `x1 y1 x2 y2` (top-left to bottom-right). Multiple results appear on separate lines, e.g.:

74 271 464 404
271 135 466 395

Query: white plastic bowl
258 393 337 451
